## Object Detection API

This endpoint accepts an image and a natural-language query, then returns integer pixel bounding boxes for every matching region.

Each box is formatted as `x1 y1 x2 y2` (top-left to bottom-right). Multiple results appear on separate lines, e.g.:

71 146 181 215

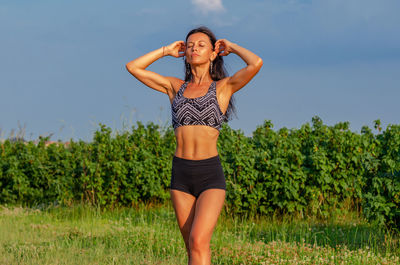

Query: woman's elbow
125 62 134 72
249 58 263 74
255 57 263 70
125 63 138 75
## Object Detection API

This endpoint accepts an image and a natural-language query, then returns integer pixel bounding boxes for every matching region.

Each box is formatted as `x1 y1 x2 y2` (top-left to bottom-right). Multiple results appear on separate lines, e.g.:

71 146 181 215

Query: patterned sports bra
171 81 227 131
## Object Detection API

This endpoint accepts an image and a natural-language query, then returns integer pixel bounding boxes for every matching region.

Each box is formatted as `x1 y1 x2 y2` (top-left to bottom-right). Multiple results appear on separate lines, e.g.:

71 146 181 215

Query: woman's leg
170 189 197 262
189 189 226 265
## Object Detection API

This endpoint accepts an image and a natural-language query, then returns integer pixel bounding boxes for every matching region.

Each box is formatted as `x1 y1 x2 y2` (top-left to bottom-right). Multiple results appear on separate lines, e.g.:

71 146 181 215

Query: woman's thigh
190 189 226 244
170 189 197 237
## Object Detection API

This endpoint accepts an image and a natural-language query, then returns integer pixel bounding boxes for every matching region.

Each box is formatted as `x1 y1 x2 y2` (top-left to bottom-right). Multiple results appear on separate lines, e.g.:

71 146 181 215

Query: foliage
0 117 399 230
361 122 400 232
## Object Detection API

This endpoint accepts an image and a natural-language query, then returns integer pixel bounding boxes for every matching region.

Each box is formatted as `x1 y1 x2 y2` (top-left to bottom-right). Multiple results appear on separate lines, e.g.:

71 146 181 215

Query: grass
0 203 399 265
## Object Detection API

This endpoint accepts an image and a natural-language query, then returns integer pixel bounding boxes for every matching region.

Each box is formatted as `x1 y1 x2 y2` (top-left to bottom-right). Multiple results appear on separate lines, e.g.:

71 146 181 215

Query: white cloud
191 0 225 14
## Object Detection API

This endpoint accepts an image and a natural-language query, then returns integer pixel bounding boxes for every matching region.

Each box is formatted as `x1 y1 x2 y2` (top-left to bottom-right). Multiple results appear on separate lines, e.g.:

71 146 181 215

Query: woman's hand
215 39 234 56
165 41 185 58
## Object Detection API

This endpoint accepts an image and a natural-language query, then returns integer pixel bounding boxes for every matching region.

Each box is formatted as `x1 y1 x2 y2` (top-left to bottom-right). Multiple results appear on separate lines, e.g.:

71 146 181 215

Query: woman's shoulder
166 77 185 94
215 77 231 92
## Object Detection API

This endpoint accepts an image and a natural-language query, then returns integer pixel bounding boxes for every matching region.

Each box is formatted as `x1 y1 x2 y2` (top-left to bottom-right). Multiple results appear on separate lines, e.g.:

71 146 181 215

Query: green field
0 203 399 265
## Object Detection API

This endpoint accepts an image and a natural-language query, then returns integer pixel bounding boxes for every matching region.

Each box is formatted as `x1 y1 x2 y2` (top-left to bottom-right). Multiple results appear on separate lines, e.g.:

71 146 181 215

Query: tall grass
1 203 399 265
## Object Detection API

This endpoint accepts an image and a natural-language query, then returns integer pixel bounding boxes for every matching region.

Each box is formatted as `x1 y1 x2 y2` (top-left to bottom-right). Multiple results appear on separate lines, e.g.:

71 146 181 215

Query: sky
1 0 399 142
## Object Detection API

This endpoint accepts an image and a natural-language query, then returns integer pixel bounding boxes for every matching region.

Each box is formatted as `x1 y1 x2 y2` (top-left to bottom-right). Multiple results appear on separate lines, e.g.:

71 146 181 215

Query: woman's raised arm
215 39 263 94
125 41 185 94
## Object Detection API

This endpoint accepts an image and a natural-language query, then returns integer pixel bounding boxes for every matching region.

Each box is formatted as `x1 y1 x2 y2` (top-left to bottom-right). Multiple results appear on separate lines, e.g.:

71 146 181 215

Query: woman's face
185 32 215 66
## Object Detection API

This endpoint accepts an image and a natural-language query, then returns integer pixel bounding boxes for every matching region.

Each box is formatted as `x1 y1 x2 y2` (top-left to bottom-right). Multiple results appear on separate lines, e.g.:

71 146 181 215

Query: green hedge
0 116 399 230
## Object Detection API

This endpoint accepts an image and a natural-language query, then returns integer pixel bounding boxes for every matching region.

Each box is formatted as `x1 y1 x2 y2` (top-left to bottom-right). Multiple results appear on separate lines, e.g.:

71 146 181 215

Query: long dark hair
184 26 236 120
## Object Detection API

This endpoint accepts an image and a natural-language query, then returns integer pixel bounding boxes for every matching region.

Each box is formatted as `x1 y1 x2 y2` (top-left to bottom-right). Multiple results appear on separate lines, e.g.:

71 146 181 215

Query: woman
126 26 262 265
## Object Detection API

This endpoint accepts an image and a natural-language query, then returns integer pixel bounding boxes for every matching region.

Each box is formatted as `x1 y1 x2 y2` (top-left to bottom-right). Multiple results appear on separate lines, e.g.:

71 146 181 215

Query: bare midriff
174 125 220 160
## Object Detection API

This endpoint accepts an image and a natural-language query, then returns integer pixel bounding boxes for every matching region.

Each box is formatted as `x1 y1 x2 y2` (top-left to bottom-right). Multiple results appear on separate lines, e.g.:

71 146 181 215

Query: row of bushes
0 116 399 230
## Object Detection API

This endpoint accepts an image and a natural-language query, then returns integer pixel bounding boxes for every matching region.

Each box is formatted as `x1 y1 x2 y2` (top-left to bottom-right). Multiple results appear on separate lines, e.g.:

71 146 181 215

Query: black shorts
170 155 226 198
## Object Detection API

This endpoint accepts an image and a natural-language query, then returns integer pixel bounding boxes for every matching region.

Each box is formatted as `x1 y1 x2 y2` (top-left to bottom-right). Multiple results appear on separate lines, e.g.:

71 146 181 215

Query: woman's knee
189 233 210 251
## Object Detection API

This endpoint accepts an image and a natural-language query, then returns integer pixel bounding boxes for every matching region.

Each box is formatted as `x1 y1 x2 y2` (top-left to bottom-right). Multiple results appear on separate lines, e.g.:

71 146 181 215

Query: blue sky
1 0 399 141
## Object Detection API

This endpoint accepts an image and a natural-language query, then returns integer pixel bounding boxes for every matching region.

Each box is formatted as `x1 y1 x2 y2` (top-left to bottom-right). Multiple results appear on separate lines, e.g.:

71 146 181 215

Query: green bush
0 116 399 230
362 122 400 231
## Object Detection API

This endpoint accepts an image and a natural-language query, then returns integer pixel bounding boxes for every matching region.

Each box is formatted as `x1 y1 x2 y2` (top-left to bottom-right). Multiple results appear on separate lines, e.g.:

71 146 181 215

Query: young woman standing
126 26 262 265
